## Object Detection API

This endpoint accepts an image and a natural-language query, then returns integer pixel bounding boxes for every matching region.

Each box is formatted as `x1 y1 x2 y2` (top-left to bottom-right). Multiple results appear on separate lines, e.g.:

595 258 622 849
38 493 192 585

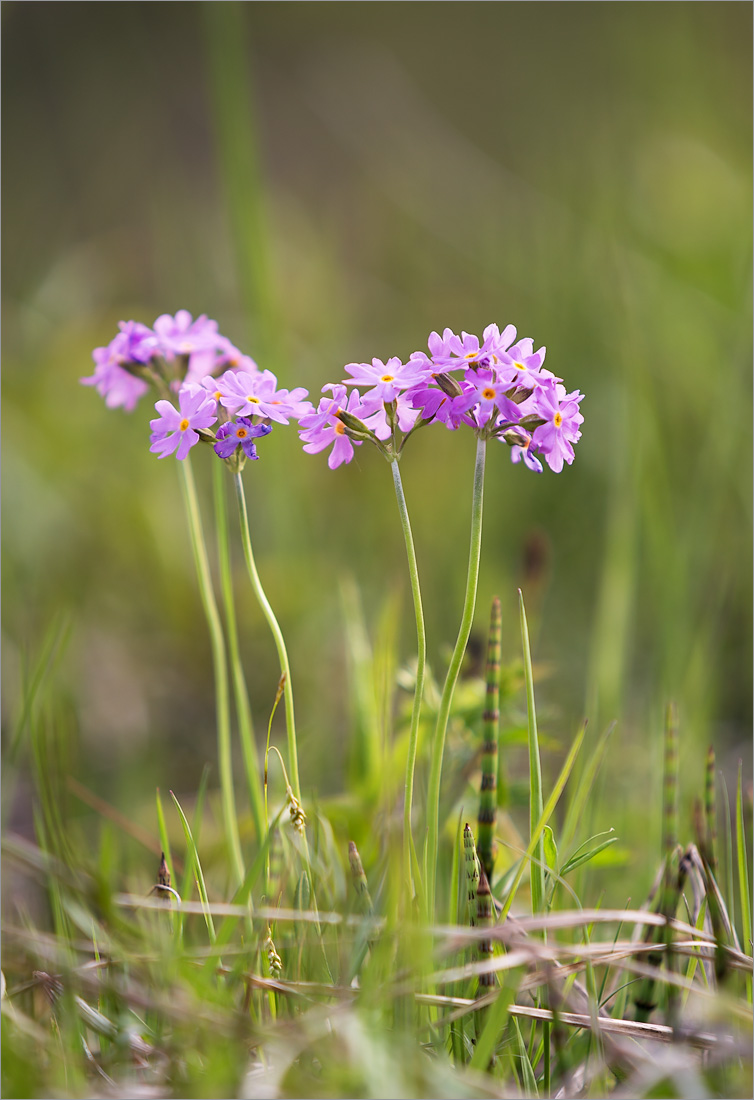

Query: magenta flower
149 384 218 460
80 321 158 411
460 368 524 427
407 377 476 430
529 382 584 473
213 418 272 460
153 311 221 357
425 323 517 370
215 369 311 424
506 338 559 390
152 311 248 388
298 385 368 469
342 356 432 403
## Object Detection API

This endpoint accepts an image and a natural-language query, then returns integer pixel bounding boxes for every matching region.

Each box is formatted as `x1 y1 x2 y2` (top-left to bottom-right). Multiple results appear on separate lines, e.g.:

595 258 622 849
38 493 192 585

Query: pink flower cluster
82 314 583 472
82 311 313 463
298 324 583 473
81 310 249 413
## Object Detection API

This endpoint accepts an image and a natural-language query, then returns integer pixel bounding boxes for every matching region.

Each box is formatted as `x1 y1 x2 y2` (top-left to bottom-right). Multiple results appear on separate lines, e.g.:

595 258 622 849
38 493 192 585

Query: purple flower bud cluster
298 324 583 473
82 311 313 465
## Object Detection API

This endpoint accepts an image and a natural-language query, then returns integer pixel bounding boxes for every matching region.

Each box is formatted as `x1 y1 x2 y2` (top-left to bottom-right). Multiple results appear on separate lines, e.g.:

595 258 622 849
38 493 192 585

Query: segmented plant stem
390 458 426 894
477 597 501 884
177 459 245 888
634 702 682 1022
476 866 496 991
234 472 301 802
705 745 717 872
464 823 480 926
427 436 487 916
519 590 545 920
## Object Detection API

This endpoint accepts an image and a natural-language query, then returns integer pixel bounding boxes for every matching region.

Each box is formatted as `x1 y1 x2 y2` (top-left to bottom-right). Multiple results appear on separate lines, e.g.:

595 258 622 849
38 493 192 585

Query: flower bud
501 428 530 447
434 372 463 398
335 408 367 432
505 386 534 405
334 409 375 442
518 414 547 430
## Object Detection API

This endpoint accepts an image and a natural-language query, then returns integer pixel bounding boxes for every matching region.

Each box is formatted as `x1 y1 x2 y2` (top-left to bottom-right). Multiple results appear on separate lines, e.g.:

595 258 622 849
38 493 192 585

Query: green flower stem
212 461 265 844
177 458 245 888
426 435 487 916
234 472 301 802
390 458 426 895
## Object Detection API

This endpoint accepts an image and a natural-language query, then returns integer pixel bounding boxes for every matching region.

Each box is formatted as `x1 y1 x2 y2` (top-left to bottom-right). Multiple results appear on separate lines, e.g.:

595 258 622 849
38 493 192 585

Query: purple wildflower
213 418 272 460
215 369 311 424
153 311 221 357
342 356 432 403
425 323 517 370
149 384 217 460
298 385 368 469
80 321 159 411
407 377 476 430
529 382 584 473
506 338 559 389
460 368 524 428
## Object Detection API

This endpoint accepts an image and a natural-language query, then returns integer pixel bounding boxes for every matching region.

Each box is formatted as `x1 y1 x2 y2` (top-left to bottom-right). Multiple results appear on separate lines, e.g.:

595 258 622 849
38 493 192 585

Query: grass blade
499 723 586 922
170 790 216 945
736 762 752 999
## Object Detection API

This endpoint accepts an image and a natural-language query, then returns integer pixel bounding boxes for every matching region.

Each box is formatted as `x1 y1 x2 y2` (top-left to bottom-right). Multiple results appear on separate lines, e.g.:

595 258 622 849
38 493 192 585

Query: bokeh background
3 2 751 901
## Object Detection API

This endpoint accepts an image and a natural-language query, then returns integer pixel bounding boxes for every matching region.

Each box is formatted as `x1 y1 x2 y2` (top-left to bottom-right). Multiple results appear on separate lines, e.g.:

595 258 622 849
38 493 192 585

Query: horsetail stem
476 865 496 991
705 745 718 872
634 702 683 1023
477 597 501 884
348 841 374 916
464 823 480 927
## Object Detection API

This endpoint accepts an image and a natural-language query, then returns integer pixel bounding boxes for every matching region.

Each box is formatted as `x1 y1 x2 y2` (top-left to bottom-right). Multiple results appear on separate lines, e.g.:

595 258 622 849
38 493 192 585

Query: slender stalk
390 457 427 895
426 436 487 915
177 459 245 888
212 461 265 842
234 471 301 801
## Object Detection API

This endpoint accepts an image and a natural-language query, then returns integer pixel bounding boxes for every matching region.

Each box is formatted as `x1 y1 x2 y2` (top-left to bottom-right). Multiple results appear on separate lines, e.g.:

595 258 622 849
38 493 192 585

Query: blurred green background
3 2 751 898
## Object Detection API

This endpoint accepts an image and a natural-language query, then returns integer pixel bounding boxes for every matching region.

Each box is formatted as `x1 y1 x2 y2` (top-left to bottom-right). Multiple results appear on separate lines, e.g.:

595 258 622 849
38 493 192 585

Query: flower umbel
303 323 583 471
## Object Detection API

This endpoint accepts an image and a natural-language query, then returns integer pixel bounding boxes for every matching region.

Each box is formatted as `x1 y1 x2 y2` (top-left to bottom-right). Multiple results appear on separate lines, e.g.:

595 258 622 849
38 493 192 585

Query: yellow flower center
246 395 260 404
213 391 222 399
380 374 394 382
515 360 526 371
553 411 563 428
237 428 248 438
334 419 346 435
482 387 496 400
179 418 190 431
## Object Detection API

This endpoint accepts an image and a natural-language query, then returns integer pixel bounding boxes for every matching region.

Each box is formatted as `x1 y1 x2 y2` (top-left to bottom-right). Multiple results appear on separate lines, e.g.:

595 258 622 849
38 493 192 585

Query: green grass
3 594 752 1098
